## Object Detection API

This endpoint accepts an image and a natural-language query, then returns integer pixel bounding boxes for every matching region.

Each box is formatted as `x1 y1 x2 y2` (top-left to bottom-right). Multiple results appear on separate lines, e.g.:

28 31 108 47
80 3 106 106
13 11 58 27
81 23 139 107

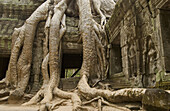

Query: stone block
8 89 24 104
142 89 170 110
59 77 80 90
62 42 82 54
121 45 128 57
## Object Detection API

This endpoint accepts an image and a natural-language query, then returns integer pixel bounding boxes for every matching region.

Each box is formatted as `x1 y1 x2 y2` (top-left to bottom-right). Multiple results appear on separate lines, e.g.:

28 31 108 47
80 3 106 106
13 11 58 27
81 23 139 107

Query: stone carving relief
142 36 157 87
128 40 137 78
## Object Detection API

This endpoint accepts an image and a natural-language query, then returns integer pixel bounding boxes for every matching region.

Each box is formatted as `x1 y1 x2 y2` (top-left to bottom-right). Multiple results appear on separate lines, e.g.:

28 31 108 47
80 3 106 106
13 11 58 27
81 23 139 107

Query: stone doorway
61 53 82 78
59 53 82 90
109 33 122 76
0 57 9 80
160 9 170 72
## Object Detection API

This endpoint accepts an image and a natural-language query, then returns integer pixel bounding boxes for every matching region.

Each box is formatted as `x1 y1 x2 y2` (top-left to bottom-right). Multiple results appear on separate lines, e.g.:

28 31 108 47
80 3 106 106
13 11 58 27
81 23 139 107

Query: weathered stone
59 77 80 90
62 42 82 54
8 89 24 104
106 0 170 88
142 89 170 110
102 106 123 111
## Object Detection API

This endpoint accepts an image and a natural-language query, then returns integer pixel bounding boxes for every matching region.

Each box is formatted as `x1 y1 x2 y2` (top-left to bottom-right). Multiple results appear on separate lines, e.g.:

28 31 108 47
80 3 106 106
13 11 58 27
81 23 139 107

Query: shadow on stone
142 89 170 110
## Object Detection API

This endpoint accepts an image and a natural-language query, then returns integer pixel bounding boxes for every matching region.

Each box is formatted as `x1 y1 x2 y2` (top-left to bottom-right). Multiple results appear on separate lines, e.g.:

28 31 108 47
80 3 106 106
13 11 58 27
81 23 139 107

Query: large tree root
53 87 81 110
2 0 168 111
78 75 146 103
82 96 130 111
3 0 169 111
1 0 51 92
41 0 69 104
23 0 71 106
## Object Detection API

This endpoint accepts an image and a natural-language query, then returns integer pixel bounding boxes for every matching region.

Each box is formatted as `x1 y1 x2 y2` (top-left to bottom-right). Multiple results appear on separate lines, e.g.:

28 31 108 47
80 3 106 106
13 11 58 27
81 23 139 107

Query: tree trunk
1 0 168 111
77 0 99 84
6 0 50 92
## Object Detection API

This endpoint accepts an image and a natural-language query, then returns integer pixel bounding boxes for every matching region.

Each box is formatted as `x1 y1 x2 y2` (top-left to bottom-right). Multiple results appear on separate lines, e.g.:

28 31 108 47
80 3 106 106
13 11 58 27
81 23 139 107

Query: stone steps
0 82 6 89
0 91 9 98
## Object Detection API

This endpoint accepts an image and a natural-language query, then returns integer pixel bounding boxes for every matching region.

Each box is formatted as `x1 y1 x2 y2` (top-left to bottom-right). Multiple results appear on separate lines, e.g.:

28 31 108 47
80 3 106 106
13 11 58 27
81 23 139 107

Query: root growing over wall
0 0 169 111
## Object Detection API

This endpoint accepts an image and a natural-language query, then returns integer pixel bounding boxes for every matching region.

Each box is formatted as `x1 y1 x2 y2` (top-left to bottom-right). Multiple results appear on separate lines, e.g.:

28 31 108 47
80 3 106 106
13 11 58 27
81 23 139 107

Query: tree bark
5 1 51 92
3 0 168 111
41 0 69 103
77 0 99 84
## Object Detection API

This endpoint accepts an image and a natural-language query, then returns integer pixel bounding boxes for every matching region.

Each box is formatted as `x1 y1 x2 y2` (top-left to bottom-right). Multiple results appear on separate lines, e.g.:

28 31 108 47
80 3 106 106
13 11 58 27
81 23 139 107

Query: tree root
50 99 66 110
23 86 81 111
78 75 146 103
1 0 154 110
2 0 51 93
23 0 70 106
5 27 23 87
23 75 146 110
53 87 81 110
0 96 9 102
83 96 130 111
42 53 50 86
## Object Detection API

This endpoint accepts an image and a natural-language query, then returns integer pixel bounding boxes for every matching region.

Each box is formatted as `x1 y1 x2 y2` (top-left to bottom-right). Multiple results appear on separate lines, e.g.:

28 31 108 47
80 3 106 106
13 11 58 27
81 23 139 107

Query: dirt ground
0 104 124 111
0 90 169 111
0 102 143 111
0 104 39 111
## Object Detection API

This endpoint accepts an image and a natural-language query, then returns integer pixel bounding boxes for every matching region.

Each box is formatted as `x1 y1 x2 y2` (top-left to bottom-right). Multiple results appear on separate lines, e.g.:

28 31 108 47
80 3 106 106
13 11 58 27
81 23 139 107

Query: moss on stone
0 18 18 21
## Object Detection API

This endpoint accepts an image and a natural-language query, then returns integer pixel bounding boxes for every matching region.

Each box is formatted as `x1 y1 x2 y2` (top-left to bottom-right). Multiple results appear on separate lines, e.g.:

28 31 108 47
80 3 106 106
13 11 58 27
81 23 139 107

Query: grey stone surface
106 0 170 88
142 89 170 110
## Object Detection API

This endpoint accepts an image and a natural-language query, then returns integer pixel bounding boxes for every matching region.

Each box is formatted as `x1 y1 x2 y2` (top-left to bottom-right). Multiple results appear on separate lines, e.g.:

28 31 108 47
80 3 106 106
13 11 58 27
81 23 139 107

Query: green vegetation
65 69 80 78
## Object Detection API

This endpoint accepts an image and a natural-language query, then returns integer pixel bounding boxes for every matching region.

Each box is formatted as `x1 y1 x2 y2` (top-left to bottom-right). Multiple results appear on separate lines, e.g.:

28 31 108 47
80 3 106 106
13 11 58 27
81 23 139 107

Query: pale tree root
23 87 81 111
22 53 49 106
5 27 24 87
21 0 169 110
42 53 50 86
0 27 23 89
82 96 130 111
39 99 66 111
78 75 146 103
0 1 49 100
53 87 81 110
92 0 106 28
0 0 51 95
23 53 81 109
23 74 169 110
24 75 145 110
15 0 49 92
23 0 69 106
78 75 170 110
78 75 146 104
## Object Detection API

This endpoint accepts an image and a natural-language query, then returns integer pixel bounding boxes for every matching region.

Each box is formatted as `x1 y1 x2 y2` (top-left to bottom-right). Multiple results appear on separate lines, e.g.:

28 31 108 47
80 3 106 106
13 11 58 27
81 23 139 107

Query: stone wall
106 0 170 88
0 1 83 56
1 0 170 89
0 1 82 90
0 1 41 57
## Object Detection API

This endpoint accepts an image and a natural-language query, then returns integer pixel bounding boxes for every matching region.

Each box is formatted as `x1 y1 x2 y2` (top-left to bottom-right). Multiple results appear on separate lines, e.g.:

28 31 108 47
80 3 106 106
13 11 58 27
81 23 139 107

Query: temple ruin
0 0 169 110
